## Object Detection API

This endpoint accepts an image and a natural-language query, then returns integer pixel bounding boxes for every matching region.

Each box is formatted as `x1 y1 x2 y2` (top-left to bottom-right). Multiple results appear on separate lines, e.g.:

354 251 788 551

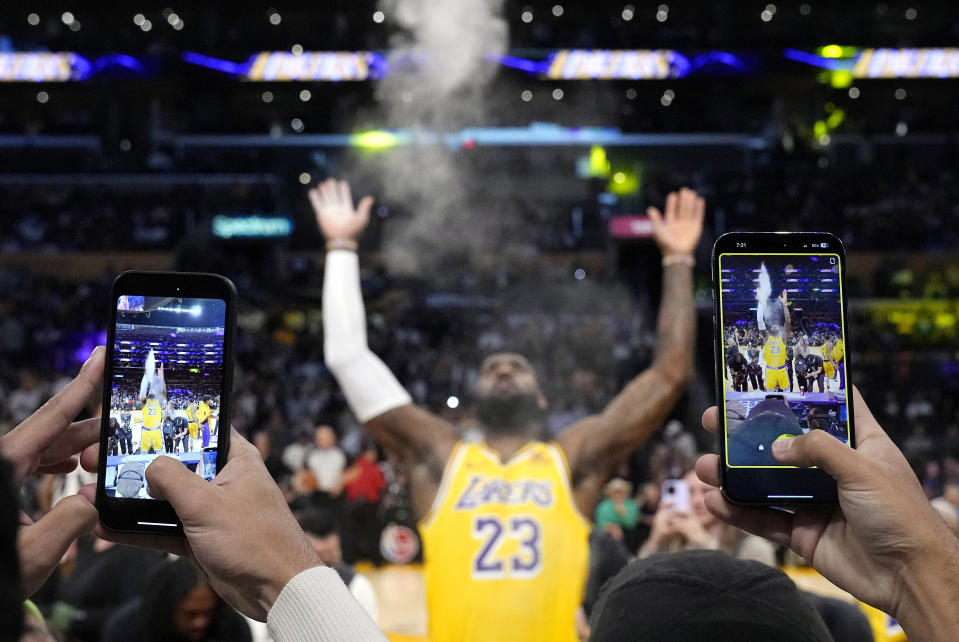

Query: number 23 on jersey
472 515 543 579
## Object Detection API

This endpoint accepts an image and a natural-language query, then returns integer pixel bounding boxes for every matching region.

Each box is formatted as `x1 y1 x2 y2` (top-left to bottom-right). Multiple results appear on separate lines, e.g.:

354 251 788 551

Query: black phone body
711 232 854 505
96 271 237 534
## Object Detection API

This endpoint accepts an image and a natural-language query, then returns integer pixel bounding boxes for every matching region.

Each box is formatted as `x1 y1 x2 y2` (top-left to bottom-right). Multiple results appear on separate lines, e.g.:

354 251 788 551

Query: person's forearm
894 533 959 641
322 251 411 422
651 264 695 384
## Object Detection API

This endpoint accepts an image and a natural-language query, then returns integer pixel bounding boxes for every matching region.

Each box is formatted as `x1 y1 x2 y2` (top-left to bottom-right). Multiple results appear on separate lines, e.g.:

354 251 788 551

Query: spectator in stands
51 538 165 641
638 468 776 566
902 423 936 461
593 479 640 547
253 430 290 483
590 550 833 641
8 350 959 641
340 440 386 563
101 557 253 642
297 509 379 620
281 426 313 474
9 373 43 425
306 425 346 503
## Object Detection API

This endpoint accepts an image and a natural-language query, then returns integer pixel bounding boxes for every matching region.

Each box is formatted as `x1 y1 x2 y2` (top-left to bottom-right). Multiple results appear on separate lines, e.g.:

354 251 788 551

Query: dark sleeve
802 592 874 642
215 606 254 641
582 531 632 617
101 599 144 642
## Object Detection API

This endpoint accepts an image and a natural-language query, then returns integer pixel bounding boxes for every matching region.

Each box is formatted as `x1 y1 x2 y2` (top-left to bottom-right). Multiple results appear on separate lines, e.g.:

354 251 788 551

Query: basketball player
311 179 703 642
197 395 213 449
138 361 166 455
832 334 846 390
823 333 846 392
185 400 200 452
759 290 791 392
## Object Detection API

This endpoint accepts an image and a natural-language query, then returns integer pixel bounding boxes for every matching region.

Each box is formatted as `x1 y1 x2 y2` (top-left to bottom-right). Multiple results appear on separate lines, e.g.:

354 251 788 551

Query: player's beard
474 390 545 436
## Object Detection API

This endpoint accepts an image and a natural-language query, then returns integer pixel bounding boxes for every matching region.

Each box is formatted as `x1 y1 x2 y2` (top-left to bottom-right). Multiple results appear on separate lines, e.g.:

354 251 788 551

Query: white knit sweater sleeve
267 566 387 642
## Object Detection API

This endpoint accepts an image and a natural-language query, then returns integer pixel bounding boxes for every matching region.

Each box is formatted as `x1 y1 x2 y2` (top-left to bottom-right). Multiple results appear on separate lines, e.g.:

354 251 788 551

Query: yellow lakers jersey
186 405 197 425
763 336 786 368
420 441 590 642
142 399 162 429
831 339 844 363
197 402 211 424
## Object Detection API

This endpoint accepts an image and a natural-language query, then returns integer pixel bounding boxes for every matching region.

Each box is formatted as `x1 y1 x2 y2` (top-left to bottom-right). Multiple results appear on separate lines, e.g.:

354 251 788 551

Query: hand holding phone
96 271 236 534
693 391 959 640
83 430 323 621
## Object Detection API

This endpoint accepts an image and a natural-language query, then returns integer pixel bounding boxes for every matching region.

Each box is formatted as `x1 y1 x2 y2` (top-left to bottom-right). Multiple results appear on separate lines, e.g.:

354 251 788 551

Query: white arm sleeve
322 250 412 423
756 302 766 331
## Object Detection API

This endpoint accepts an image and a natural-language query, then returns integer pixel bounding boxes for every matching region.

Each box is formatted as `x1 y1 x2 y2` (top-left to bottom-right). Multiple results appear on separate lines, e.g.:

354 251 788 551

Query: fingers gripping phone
711 233 855 505
96 271 237 534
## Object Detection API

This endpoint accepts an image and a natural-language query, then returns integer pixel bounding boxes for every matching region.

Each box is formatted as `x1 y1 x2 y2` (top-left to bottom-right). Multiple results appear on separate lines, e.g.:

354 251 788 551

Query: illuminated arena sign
0 52 88 81
852 48 959 78
183 51 388 81
246 51 384 81
786 46 959 79
212 215 292 239
545 49 688 79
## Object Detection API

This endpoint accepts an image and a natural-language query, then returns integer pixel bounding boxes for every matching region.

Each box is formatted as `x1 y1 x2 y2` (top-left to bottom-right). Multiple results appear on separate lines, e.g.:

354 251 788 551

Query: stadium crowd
0 179 955 642
1 164 959 254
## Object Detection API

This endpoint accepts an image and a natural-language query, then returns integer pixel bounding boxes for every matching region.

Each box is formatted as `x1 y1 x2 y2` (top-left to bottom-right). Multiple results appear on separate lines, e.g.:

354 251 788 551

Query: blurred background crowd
2 1 958 640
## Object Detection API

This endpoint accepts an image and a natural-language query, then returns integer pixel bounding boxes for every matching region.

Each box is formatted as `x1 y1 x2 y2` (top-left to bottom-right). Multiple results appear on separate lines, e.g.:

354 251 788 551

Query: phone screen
717 247 851 501
103 295 227 501
660 479 690 513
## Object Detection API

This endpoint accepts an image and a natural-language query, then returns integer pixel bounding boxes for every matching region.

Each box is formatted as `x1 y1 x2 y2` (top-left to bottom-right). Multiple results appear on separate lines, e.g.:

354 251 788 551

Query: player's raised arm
157 361 167 405
558 188 703 495
780 290 791 338
310 179 457 469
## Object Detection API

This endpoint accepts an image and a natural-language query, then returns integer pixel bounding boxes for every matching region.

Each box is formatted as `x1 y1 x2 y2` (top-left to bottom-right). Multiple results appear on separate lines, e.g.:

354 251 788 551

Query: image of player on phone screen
720 254 849 467
104 297 226 500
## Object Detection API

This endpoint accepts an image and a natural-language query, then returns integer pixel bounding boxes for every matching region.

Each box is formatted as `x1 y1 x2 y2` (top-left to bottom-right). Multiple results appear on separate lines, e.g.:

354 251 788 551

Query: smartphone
711 232 854 505
660 479 690 513
96 271 237 533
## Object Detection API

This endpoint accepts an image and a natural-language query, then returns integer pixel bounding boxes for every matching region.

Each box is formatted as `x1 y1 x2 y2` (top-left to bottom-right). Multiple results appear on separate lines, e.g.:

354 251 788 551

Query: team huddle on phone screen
718 254 850 467
104 295 226 500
